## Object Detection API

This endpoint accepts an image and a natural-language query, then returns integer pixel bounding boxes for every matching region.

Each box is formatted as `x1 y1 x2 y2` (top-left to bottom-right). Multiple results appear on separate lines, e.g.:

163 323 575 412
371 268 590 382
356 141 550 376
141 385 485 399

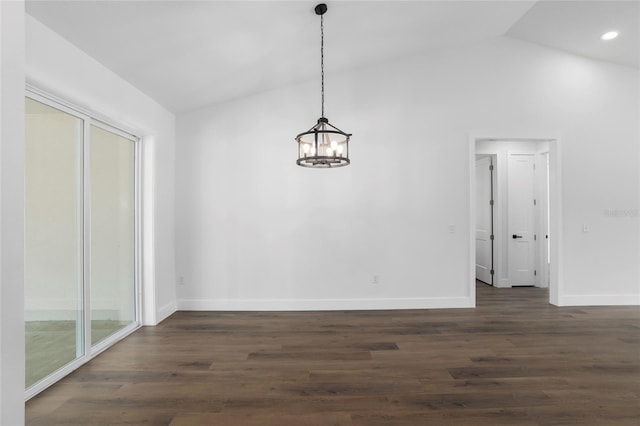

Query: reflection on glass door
90 125 136 345
25 97 84 388
25 92 139 397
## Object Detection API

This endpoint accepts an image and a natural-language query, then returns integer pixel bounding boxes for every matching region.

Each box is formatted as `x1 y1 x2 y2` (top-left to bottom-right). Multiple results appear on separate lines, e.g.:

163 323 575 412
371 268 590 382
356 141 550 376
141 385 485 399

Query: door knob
512 234 523 239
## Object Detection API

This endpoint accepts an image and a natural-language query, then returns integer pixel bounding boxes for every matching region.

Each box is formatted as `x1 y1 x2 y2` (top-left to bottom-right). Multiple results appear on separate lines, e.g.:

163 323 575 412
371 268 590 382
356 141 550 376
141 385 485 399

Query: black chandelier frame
295 3 352 168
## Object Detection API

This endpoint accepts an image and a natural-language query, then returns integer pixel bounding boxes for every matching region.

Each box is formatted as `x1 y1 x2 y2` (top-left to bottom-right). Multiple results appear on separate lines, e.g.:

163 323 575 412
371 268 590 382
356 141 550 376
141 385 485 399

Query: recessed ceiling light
601 31 619 41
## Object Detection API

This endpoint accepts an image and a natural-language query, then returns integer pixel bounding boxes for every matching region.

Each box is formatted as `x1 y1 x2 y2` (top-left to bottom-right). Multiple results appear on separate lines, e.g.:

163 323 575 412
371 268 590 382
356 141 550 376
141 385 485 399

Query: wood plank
170 412 353 426
26 283 640 425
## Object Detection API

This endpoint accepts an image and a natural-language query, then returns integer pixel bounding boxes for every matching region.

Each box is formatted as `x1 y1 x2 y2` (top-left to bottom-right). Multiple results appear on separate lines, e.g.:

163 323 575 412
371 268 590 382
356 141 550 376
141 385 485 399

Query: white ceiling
506 0 639 69
26 1 639 114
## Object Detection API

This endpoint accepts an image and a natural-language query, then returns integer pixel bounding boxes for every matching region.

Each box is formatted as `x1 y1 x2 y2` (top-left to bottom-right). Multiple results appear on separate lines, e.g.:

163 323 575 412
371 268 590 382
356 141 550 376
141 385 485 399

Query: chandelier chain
320 12 324 118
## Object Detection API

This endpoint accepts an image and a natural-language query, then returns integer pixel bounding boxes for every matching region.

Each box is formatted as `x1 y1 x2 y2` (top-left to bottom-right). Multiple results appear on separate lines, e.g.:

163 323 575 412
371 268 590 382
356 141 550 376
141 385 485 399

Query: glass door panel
25 92 139 396
90 125 136 345
25 97 84 388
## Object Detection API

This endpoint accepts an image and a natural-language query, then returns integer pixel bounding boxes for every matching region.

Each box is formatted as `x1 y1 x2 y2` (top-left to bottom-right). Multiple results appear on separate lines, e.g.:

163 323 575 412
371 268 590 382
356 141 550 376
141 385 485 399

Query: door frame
540 152 551 288
24 86 143 400
468 136 564 306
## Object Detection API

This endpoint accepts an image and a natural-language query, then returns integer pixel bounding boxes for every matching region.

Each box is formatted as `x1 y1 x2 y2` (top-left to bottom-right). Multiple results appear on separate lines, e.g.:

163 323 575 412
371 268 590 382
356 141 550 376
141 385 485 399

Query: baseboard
558 294 640 307
177 296 474 311
497 278 510 288
155 301 177 324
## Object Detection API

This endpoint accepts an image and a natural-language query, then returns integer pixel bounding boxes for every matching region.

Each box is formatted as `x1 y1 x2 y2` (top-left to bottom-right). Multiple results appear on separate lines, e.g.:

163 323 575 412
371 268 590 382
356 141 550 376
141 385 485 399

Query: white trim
558 294 640 306
548 140 563 306
25 355 84 401
177 297 474 312
25 82 139 139
90 119 138 142
91 322 140 355
155 301 177 325
498 278 510 288
538 151 550 288
141 136 157 325
468 138 478 301
82 108 92 373
135 132 143 327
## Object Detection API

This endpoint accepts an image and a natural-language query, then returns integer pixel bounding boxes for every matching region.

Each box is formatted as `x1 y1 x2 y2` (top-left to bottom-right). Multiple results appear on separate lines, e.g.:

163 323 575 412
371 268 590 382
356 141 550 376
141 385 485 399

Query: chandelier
295 3 351 168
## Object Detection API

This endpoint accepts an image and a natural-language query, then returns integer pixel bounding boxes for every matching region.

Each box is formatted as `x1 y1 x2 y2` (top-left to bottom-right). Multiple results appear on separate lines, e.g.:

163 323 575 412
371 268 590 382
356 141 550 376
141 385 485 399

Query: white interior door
507 153 535 286
475 156 493 284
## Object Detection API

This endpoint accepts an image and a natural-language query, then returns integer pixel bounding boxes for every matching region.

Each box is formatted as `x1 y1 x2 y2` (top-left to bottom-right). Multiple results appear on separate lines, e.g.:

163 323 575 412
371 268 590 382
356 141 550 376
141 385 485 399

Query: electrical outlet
448 224 456 234
372 275 380 285
178 276 185 286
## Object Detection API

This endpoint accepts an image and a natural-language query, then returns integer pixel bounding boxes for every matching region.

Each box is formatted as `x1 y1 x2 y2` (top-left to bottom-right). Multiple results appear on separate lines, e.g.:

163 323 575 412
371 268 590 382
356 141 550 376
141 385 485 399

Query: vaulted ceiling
26 1 639 113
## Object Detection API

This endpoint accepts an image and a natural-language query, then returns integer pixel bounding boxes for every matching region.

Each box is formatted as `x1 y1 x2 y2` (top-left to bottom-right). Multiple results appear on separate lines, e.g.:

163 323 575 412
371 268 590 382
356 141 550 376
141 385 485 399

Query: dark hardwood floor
26 283 640 425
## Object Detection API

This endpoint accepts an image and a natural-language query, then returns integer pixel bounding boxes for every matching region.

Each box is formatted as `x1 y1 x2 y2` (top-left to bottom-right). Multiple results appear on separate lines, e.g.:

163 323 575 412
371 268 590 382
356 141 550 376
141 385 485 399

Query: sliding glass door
90 125 137 346
25 92 140 397
25 97 84 389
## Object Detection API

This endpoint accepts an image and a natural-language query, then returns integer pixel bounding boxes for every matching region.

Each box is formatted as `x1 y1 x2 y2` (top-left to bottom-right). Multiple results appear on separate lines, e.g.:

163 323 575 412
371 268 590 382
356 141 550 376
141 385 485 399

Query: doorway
470 137 562 305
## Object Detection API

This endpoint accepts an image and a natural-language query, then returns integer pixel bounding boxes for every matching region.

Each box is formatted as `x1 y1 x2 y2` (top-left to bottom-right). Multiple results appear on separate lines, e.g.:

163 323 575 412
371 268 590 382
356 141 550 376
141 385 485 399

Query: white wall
1 1 26 423
176 36 639 309
26 15 177 324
